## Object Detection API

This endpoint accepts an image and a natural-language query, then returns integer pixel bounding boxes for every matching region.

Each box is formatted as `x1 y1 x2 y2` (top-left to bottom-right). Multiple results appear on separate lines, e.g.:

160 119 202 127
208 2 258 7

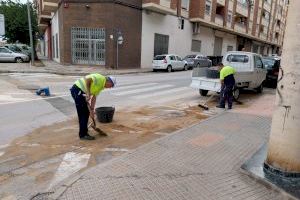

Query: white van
190 51 267 99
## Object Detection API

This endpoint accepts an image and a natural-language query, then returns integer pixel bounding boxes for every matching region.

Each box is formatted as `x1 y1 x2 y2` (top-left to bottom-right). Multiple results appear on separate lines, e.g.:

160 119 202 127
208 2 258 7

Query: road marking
153 90 197 104
0 144 9 150
110 82 158 91
0 151 4 157
133 87 189 100
0 94 70 106
113 85 173 96
48 152 90 189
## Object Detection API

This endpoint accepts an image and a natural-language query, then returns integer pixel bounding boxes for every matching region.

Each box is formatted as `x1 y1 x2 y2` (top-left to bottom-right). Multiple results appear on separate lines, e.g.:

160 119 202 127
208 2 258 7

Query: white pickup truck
190 51 267 99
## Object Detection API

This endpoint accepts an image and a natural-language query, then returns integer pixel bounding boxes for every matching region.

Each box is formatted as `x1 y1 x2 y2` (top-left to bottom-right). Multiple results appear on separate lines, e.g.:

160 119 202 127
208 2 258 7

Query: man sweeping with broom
70 74 116 140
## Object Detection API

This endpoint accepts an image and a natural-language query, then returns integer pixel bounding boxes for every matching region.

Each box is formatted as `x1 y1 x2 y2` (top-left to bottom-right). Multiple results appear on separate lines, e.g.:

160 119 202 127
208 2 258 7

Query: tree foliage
0 0 38 45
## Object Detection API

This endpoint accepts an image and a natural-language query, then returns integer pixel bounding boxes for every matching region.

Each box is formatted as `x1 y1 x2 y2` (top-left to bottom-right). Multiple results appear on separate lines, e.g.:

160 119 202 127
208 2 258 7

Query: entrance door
71 27 105 65
213 36 223 56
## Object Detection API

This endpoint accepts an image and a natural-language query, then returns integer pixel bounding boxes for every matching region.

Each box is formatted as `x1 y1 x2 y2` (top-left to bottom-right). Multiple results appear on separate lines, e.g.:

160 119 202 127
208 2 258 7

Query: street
0 69 278 199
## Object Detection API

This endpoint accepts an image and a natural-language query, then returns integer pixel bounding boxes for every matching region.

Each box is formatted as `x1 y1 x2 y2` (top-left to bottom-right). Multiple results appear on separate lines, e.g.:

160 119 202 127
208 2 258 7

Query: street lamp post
27 0 35 66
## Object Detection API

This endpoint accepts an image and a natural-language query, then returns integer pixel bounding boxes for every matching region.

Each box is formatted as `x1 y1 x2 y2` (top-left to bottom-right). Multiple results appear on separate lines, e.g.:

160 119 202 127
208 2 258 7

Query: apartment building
37 0 288 68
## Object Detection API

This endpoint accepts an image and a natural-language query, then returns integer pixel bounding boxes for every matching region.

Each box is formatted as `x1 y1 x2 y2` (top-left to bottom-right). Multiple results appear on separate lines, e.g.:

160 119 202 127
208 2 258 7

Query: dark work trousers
70 84 89 138
219 85 234 108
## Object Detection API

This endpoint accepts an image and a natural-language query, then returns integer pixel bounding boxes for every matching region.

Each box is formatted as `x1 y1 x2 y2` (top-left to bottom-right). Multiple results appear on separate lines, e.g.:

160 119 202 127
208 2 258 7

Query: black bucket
96 107 115 123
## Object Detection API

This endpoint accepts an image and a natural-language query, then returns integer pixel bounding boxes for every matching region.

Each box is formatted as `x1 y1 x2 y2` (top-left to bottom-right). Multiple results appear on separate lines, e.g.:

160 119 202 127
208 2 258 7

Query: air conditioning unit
192 22 201 34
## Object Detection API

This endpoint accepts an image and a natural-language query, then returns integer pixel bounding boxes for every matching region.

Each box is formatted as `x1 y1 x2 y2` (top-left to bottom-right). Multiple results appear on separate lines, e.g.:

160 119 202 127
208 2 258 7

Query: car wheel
184 65 188 71
256 84 264 93
15 57 23 63
167 65 172 73
199 89 208 96
233 87 240 100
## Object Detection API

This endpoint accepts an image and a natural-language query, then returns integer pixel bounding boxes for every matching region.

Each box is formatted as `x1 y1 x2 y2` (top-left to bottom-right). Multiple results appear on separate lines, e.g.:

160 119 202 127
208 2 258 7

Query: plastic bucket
96 107 115 123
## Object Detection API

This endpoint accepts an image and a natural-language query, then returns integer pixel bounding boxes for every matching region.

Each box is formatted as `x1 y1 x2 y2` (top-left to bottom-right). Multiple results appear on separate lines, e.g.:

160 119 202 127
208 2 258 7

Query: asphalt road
0 70 199 145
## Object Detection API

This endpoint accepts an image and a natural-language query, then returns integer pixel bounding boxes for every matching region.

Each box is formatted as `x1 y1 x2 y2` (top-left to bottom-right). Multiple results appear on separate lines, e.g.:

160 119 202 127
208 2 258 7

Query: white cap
108 76 116 87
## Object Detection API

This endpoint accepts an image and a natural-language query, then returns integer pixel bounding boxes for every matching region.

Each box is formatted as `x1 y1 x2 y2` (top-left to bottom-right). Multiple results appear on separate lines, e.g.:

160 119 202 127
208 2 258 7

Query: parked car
190 51 267 99
152 54 188 72
15 44 32 56
0 47 30 63
5 44 31 59
183 54 212 69
262 56 280 87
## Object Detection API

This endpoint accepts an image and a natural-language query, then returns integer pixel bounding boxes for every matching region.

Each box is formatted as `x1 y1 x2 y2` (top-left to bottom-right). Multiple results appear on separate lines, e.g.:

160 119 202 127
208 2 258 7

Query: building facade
37 0 289 69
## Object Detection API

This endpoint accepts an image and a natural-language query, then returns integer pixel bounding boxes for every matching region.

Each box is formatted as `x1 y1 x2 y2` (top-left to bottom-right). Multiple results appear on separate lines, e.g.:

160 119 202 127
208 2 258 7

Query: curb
240 168 298 200
0 69 153 76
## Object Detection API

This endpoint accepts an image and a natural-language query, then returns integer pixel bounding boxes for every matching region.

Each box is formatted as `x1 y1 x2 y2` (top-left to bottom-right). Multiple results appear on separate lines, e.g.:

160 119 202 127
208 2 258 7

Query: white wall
141 11 238 68
192 26 214 56
51 11 60 63
141 11 194 68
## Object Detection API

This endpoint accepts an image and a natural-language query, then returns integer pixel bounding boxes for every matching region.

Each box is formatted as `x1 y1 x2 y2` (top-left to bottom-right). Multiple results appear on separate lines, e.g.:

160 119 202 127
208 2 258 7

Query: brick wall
59 1 142 68
189 0 205 19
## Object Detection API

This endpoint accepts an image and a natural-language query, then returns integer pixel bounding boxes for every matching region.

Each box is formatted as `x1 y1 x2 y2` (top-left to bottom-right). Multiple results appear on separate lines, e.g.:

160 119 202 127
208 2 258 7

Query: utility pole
265 0 300 175
27 0 35 66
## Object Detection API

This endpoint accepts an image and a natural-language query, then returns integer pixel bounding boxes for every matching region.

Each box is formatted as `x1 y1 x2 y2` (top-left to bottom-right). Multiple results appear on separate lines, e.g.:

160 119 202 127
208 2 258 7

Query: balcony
142 0 176 15
235 23 246 33
217 0 225 6
261 17 269 27
41 0 58 13
38 23 48 32
263 1 271 12
38 11 51 25
215 14 224 26
236 1 248 17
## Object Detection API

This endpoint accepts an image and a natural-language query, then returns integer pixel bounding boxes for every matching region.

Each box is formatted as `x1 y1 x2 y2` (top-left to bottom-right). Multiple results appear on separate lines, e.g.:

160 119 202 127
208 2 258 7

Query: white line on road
0 94 70 106
113 85 173 96
133 87 189 100
48 152 90 189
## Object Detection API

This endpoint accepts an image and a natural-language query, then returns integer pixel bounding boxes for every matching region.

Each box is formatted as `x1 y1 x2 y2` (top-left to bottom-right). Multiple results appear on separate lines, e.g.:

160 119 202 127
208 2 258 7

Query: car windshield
184 55 196 59
154 55 166 60
262 58 275 69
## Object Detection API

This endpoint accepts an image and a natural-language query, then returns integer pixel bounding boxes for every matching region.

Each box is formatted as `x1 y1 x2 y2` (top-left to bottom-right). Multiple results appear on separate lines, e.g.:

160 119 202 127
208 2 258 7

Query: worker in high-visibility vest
70 74 116 140
217 63 236 109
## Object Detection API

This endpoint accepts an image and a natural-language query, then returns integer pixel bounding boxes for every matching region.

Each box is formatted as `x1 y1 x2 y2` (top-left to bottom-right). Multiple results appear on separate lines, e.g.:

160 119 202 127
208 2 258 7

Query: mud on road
0 104 208 198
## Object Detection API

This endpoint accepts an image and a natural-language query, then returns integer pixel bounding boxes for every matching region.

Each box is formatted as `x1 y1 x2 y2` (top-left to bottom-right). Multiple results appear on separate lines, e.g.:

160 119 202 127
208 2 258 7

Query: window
181 0 189 10
154 55 166 60
52 36 55 58
176 56 182 61
178 18 184 30
254 56 263 68
55 33 58 58
154 33 169 56
227 54 249 63
227 46 233 52
191 40 201 52
0 48 10 53
263 10 270 20
205 0 211 15
227 11 232 22
169 56 176 61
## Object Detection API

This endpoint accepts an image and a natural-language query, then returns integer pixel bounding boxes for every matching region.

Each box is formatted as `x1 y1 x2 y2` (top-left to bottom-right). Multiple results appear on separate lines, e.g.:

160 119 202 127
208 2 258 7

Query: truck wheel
256 84 264 93
167 65 172 73
199 89 208 96
233 88 240 100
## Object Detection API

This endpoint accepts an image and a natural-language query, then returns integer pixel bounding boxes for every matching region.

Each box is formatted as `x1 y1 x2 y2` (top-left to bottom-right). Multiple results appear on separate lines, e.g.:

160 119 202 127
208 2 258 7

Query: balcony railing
41 0 58 13
235 23 246 33
236 1 248 17
142 0 176 15
215 14 224 26
217 0 225 6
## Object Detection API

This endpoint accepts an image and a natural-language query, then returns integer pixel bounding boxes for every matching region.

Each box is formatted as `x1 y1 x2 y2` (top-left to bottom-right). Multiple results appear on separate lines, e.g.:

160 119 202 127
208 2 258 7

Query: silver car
0 47 29 63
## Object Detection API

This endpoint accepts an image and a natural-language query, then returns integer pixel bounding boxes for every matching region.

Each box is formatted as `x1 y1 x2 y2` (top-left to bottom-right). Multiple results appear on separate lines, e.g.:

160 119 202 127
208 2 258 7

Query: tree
0 0 38 45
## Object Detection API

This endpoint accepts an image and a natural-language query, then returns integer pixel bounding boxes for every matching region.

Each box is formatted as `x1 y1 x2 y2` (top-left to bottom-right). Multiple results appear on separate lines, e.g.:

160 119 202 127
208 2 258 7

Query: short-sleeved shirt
75 73 106 96
220 66 236 86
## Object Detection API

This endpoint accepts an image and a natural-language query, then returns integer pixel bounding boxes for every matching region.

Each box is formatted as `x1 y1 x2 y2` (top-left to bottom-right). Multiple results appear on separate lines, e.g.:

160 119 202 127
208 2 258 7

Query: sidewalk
43 110 295 200
0 57 152 76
